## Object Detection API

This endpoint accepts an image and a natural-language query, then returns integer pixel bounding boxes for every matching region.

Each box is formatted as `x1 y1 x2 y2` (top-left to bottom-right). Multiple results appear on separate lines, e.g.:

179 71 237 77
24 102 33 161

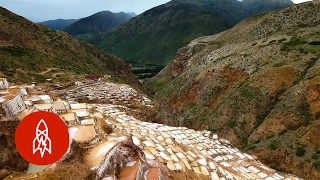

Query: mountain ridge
77 0 293 66
63 11 133 36
37 18 79 30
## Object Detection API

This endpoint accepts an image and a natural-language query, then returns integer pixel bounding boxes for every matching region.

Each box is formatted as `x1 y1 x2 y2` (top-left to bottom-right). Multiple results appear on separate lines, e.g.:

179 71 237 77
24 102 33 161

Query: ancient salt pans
118 160 140 180
65 81 153 109
92 103 301 179
84 140 119 169
2 78 302 180
68 125 95 143
70 103 87 109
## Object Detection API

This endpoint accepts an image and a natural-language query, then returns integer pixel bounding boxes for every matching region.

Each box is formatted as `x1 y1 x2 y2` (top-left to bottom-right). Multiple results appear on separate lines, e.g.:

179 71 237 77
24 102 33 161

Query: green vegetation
243 144 257 151
269 141 277 150
76 0 292 66
313 161 320 171
77 9 230 66
281 37 307 51
309 41 320 45
239 85 261 99
268 40 277 44
278 38 287 42
312 149 320 159
273 62 286 67
131 64 165 79
296 147 306 157
109 76 127 84
227 118 237 128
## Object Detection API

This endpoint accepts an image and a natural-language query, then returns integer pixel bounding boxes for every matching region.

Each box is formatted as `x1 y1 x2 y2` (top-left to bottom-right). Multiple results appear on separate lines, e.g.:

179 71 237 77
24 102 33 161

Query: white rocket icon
33 119 52 158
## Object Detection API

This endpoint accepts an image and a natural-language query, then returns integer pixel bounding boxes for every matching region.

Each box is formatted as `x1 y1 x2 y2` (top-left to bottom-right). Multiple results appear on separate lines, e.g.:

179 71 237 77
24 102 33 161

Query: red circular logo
15 111 69 165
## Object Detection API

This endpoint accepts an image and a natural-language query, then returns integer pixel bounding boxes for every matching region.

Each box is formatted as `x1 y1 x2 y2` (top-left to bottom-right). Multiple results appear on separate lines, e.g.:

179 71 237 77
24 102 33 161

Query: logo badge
15 111 69 165
33 119 52 158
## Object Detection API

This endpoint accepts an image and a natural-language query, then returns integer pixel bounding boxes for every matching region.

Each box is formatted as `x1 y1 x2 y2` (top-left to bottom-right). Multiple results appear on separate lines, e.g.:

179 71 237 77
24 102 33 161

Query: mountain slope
63 11 133 36
0 6 145 92
77 0 293 66
146 1 320 179
37 18 79 30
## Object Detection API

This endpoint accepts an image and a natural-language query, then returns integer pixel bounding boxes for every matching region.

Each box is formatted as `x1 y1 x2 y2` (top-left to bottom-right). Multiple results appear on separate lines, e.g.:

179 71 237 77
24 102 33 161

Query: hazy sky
0 0 312 22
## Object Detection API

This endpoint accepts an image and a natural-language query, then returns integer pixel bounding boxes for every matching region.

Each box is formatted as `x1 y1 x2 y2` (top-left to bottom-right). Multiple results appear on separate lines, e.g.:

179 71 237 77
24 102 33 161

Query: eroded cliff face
0 118 28 179
148 2 320 179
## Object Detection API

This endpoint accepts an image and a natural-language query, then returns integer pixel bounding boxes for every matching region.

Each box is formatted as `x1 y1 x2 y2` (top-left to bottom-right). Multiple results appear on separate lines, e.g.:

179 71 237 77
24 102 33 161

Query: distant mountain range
37 11 135 36
37 18 79 30
63 11 134 36
76 0 294 66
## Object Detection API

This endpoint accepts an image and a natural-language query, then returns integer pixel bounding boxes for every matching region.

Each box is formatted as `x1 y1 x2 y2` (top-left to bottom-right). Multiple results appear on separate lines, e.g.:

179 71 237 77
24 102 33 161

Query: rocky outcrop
0 91 26 117
0 78 9 89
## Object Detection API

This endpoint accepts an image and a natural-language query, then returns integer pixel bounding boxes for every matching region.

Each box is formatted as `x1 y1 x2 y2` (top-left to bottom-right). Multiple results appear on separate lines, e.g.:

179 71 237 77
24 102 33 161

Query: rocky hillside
77 0 293 66
146 1 320 179
0 6 146 92
64 11 133 36
37 19 79 30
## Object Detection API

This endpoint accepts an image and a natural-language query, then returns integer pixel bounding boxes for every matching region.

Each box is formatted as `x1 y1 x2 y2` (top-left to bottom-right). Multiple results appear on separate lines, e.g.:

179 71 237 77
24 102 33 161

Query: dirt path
39 68 57 75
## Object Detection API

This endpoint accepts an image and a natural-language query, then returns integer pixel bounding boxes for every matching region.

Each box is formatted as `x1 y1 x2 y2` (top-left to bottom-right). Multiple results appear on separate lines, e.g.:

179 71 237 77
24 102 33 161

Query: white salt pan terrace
70 103 87 109
68 126 95 143
1 78 301 180
84 140 119 169
59 113 75 122
92 103 301 180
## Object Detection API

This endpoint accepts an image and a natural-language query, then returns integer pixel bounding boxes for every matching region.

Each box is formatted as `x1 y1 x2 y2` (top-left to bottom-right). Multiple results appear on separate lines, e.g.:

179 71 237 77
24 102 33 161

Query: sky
0 0 313 23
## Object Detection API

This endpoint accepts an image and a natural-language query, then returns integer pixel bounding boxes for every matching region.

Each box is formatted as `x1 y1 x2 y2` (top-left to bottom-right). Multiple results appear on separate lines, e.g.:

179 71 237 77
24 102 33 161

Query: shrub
316 112 320 120
313 161 320 170
296 147 306 157
278 38 287 42
245 144 257 151
227 118 237 127
309 41 320 45
269 40 277 44
269 141 277 150
273 62 285 67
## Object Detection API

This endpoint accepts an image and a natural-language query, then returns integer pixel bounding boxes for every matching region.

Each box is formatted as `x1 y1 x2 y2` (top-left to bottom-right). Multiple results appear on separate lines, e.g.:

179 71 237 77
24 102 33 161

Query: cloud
291 0 312 3
0 0 170 22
